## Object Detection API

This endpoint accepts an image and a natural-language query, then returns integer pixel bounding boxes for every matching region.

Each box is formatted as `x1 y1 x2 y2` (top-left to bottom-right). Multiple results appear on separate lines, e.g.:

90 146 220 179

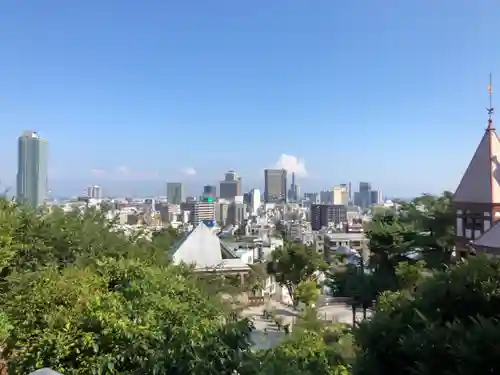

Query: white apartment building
250 188 261 214
190 201 216 225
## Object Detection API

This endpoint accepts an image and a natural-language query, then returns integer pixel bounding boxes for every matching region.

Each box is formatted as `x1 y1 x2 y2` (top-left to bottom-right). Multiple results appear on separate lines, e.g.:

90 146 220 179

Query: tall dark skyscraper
310 204 348 230
16 130 48 207
264 169 287 203
354 182 372 209
203 185 217 198
220 170 241 200
288 172 299 202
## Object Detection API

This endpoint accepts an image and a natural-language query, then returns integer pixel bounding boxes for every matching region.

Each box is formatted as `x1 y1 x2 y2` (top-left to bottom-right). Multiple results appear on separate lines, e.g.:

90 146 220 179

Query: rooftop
171 222 250 271
453 119 500 204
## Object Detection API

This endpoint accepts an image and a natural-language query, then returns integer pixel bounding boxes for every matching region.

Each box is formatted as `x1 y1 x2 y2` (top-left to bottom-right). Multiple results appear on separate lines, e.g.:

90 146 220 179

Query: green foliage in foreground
243 330 351 375
0 200 251 374
4 258 253 375
354 256 500 375
0 311 12 344
0 199 350 375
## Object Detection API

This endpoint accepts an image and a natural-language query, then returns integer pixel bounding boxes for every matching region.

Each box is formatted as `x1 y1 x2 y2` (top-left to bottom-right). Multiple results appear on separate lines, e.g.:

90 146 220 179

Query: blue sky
1 0 499 197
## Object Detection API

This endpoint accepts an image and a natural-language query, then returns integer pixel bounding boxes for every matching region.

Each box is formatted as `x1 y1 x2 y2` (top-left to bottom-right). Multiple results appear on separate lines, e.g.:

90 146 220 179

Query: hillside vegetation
0 193 499 375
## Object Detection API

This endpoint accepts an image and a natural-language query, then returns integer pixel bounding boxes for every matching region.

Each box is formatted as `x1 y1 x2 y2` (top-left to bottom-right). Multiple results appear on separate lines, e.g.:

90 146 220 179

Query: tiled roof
453 121 500 204
474 219 500 249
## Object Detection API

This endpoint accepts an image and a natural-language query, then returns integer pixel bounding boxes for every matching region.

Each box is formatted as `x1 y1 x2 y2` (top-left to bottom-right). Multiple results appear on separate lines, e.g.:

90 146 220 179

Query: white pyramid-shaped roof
171 222 248 270
453 121 500 204
30 369 64 375
172 222 224 267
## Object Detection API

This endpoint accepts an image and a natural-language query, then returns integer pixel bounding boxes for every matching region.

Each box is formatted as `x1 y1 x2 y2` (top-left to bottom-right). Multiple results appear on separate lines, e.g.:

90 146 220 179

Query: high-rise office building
320 189 334 204
203 185 217 199
220 170 241 200
16 130 48 207
220 181 240 199
87 185 102 199
333 185 349 206
264 169 287 203
225 170 238 181
310 204 347 230
355 182 372 209
359 182 371 194
288 172 300 202
304 192 319 204
370 189 383 205
228 202 246 226
166 182 185 204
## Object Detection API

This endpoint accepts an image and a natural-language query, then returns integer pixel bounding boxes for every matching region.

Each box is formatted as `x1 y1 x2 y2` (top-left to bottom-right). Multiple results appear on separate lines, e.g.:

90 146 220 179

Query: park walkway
240 297 369 349
240 300 296 349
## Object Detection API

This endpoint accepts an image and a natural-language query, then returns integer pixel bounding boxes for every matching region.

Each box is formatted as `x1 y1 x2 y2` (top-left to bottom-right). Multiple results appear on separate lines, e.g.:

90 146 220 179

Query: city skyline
4 133 392 198
1 2 499 197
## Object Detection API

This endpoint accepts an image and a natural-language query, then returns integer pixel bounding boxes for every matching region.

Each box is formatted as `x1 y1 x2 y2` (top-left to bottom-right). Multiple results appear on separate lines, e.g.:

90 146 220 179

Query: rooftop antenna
487 73 494 128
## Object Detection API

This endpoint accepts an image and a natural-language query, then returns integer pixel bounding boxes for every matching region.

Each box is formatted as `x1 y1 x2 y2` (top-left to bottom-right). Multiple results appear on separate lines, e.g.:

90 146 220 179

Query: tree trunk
363 307 367 320
351 305 356 326
286 284 296 308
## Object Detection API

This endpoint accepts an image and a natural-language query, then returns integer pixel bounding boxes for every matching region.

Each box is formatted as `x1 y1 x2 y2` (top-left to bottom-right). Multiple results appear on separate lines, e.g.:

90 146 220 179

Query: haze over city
1 1 499 197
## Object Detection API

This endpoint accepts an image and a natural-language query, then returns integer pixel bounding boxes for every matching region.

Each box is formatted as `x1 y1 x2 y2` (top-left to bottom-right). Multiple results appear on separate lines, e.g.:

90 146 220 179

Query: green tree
247 262 269 294
0 198 255 375
365 192 454 295
0 310 12 345
365 211 417 293
394 260 428 291
409 192 455 268
294 279 321 307
151 226 181 251
3 258 253 375
0 196 360 375
326 260 376 324
267 242 325 306
0 202 170 281
345 268 375 322
249 330 351 375
353 256 500 375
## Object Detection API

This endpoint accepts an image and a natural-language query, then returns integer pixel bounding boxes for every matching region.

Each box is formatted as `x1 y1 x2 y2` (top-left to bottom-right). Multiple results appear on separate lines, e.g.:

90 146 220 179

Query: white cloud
89 166 159 180
274 154 308 177
181 167 197 176
116 166 130 175
90 168 106 177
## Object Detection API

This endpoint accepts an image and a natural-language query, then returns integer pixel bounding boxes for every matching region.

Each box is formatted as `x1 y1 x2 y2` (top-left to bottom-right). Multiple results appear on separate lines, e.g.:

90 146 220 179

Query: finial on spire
487 73 494 119
487 73 495 130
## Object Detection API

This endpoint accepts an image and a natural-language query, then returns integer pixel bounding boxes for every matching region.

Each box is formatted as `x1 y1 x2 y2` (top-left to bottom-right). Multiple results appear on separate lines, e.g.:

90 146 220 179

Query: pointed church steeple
453 74 500 254
454 74 500 204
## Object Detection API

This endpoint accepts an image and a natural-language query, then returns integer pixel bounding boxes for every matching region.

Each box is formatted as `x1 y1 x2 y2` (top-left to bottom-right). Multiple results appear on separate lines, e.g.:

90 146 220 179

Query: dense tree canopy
243 330 351 375
353 256 500 375
4 259 252 375
331 191 455 305
0 199 253 375
267 242 326 306
3 189 500 375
